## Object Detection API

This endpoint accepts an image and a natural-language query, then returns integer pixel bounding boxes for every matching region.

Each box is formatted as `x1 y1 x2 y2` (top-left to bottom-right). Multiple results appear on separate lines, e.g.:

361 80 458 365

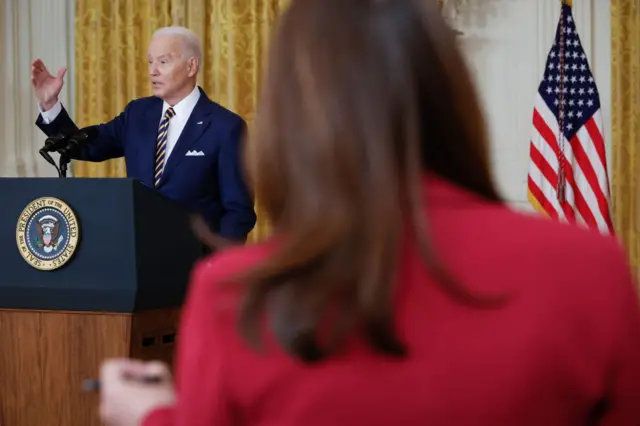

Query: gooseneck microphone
57 126 99 157
41 132 69 153
39 126 99 178
39 132 70 176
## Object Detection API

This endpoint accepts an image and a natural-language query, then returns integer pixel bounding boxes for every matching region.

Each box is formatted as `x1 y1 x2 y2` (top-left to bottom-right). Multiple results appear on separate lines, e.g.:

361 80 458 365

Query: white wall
0 0 75 177
445 0 611 212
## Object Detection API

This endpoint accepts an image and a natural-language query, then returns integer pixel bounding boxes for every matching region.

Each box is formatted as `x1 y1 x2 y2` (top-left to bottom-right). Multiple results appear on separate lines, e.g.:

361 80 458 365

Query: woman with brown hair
98 0 640 425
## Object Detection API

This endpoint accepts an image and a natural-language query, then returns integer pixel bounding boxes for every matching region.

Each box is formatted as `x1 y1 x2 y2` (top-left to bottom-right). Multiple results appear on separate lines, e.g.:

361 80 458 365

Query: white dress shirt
38 85 201 164
158 85 200 162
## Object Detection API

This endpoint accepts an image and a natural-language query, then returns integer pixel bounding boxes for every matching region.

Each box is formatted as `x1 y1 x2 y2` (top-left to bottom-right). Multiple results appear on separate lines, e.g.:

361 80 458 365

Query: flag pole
556 0 569 203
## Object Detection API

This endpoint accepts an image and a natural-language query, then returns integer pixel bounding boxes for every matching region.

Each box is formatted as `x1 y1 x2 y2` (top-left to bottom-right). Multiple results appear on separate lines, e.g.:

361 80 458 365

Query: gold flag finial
562 0 572 7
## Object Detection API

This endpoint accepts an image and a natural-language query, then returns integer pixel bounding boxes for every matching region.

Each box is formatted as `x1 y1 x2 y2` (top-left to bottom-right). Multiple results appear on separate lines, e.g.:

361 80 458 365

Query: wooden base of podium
0 308 180 426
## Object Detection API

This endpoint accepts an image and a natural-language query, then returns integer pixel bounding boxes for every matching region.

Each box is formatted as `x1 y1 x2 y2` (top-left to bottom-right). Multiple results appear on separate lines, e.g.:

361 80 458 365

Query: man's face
147 35 196 102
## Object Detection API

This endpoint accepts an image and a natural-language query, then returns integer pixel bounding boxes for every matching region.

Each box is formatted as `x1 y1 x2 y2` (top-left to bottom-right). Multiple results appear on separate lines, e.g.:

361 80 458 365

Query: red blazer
144 176 640 426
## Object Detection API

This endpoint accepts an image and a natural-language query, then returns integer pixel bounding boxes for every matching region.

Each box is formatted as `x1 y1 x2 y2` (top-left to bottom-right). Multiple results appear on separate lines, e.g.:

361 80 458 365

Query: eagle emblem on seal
34 214 65 254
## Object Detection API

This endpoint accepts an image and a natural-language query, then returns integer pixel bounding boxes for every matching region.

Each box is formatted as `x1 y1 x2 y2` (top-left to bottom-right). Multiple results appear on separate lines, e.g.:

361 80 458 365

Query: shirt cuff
38 101 62 124
141 406 174 426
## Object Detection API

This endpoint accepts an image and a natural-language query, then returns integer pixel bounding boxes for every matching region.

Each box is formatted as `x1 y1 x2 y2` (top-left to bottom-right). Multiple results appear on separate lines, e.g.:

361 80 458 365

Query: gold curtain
74 0 289 242
611 0 640 269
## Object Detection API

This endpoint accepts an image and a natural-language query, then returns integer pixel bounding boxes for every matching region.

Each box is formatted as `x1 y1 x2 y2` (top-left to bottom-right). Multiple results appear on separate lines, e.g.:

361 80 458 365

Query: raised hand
31 58 66 111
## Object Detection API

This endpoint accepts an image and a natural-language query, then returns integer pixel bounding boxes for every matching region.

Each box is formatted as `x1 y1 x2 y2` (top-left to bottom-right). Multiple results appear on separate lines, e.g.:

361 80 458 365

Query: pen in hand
82 374 164 393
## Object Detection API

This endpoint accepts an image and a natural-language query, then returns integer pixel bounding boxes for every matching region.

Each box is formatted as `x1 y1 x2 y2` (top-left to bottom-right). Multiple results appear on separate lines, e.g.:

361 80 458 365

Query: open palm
31 58 66 109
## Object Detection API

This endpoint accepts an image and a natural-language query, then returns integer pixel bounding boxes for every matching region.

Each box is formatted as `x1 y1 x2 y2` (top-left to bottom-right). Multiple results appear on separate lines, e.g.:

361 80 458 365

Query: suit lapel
141 99 163 186
158 92 213 185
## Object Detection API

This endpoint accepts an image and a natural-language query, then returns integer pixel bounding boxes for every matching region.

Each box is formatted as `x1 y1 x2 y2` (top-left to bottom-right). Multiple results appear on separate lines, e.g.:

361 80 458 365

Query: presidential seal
16 197 80 271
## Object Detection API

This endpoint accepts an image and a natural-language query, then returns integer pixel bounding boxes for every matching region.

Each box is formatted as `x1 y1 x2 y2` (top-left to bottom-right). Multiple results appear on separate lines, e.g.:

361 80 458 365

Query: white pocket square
185 150 205 156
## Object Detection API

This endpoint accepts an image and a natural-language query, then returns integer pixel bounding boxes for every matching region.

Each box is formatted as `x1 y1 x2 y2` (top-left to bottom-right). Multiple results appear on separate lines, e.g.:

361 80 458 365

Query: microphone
41 132 69 153
57 126 99 157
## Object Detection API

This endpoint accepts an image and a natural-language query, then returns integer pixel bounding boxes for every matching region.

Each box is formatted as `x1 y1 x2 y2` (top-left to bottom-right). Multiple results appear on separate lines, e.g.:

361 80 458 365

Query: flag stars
538 10 600 141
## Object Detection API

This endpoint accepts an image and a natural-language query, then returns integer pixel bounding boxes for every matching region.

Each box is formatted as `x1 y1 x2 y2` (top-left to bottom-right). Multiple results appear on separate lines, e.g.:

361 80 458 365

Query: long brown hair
237 0 502 363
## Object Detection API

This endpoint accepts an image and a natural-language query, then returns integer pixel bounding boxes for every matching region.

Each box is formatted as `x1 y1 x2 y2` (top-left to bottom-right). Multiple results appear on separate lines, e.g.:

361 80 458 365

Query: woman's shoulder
198 241 274 278
187 241 275 309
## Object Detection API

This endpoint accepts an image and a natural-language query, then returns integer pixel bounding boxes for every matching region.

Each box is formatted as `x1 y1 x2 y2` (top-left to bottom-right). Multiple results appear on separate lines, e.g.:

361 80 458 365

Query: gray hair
153 26 202 71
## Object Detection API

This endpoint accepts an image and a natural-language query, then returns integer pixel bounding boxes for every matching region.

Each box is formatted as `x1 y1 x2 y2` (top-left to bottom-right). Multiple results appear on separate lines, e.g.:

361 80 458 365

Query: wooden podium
0 178 203 426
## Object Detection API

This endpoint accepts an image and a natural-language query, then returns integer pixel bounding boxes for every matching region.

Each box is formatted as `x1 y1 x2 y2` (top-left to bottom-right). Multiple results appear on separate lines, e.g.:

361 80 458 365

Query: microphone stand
41 126 96 178
59 154 71 178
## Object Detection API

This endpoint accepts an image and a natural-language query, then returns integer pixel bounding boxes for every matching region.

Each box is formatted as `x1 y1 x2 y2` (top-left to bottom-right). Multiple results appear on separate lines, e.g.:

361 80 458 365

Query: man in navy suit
31 26 256 242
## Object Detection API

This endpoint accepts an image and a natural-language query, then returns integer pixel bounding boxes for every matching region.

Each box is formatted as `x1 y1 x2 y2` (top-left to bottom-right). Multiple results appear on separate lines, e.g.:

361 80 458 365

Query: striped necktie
154 107 176 187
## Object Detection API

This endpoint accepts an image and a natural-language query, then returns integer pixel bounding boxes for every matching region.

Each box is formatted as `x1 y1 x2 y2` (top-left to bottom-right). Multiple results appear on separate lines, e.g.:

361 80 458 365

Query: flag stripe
529 143 562 218
527 178 555 217
533 95 604 226
535 149 578 220
531 107 599 228
572 129 614 232
585 118 610 186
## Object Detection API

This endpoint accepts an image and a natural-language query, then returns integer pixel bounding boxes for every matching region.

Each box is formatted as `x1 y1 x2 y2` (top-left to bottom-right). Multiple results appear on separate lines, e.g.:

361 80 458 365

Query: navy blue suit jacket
36 88 256 241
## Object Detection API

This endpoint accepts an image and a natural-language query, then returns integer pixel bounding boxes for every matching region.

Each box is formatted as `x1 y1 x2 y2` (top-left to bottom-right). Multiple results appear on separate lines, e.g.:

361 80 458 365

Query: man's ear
187 57 199 78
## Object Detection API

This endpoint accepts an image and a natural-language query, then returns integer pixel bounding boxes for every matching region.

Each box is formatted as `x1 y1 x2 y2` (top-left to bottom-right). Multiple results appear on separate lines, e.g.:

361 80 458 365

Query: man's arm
35 101 126 162
217 118 257 242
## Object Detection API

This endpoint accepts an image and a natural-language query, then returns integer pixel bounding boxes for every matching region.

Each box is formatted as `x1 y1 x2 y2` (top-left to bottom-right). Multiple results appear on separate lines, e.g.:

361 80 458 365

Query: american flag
527 2 614 234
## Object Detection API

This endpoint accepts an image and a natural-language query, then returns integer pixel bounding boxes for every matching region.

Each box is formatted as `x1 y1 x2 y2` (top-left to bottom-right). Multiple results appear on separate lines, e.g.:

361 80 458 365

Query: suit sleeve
142 260 233 426
599 244 640 425
36 103 127 162
217 118 257 241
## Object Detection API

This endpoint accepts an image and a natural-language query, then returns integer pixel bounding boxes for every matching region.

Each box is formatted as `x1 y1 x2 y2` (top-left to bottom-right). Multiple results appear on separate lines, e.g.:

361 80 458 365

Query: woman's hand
99 358 176 426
